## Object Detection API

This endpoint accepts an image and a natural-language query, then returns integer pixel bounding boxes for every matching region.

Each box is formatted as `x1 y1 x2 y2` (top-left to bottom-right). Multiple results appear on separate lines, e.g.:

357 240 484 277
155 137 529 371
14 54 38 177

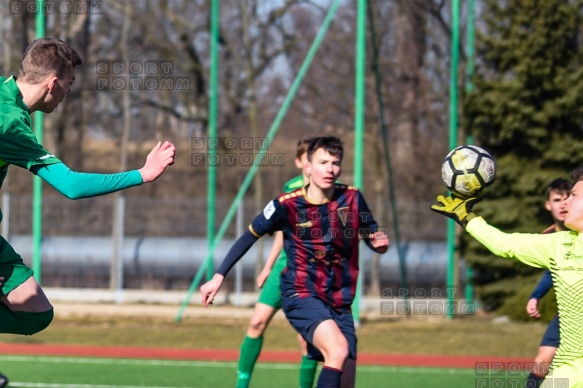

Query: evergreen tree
463 0 583 312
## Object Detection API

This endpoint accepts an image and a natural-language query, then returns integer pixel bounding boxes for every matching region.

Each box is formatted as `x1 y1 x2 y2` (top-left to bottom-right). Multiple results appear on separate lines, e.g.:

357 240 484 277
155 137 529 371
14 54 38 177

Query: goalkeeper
431 167 583 388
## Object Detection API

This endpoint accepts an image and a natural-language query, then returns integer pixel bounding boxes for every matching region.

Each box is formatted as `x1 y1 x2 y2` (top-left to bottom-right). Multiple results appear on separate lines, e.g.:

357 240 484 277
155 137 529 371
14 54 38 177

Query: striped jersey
249 183 380 312
467 217 583 373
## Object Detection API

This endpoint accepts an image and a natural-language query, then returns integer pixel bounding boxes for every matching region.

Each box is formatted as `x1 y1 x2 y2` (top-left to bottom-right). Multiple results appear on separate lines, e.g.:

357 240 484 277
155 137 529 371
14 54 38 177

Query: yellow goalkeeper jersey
467 217 583 387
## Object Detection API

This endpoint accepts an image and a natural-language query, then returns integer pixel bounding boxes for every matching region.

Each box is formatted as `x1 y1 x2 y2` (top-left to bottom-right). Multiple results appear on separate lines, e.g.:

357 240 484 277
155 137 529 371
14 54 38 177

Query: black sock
525 372 544 388
316 366 342 388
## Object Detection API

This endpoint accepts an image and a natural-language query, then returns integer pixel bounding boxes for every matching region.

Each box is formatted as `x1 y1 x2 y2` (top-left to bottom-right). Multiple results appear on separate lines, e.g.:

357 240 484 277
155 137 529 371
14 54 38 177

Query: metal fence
1 193 453 294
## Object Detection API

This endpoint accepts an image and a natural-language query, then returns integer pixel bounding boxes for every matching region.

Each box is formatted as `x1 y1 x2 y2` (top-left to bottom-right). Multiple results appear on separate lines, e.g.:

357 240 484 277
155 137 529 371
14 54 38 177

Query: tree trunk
392 0 426 200
111 1 132 291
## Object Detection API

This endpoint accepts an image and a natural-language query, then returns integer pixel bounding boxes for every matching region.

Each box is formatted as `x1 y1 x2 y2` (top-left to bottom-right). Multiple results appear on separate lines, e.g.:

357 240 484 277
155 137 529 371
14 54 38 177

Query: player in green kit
432 166 583 388
236 137 318 388
0 38 175 387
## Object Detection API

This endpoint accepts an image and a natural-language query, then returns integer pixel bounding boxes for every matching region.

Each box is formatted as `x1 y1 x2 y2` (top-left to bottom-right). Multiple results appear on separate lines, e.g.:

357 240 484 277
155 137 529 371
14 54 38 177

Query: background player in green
0 37 175 387
431 167 583 388
236 136 318 388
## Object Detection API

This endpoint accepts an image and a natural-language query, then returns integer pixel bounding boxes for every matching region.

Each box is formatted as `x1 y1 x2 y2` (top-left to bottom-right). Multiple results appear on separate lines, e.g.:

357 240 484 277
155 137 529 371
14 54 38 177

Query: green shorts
257 254 287 309
0 235 34 296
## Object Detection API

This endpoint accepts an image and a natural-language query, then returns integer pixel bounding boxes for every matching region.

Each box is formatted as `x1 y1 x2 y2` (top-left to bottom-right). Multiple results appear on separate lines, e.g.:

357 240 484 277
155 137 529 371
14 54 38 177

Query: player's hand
256 268 270 288
526 298 541 318
138 141 176 183
368 231 389 253
430 195 482 228
200 274 224 307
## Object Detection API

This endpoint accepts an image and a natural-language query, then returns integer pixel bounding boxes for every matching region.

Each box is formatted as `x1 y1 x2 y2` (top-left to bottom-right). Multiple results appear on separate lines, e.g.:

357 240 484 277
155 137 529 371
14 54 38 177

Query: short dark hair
572 166 583 185
296 136 315 159
307 136 344 162
18 38 82 83
546 177 573 199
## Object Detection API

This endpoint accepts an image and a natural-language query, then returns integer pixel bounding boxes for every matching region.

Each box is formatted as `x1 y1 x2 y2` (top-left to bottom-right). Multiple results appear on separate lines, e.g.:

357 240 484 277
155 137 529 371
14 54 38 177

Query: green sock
299 355 318 388
236 335 263 388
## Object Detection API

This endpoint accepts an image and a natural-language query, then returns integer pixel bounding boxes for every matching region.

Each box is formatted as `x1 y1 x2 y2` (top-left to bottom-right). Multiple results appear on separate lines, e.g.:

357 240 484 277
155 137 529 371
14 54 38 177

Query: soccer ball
441 145 496 198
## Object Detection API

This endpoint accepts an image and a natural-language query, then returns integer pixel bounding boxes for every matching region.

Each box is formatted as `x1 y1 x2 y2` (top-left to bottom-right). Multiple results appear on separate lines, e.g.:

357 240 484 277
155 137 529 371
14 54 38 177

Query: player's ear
545 201 552 211
294 157 303 169
46 76 59 92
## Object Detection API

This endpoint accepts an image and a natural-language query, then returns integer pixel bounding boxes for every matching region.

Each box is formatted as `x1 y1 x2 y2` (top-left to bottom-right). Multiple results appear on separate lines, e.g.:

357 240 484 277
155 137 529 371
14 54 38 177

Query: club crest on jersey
263 201 276 220
314 250 326 259
337 207 349 226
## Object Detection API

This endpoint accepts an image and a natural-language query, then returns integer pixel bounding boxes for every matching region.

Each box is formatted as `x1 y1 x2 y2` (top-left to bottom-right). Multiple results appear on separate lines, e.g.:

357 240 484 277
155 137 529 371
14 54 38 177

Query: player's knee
12 308 54 335
248 316 268 334
324 343 349 365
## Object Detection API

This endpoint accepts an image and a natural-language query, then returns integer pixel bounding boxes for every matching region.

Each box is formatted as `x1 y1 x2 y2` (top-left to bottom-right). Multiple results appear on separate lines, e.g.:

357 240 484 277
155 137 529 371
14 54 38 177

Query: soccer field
0 354 487 387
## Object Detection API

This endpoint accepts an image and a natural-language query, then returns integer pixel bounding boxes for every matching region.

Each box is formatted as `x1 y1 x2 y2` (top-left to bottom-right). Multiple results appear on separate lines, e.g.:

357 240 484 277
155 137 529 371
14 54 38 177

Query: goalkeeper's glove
430 195 481 228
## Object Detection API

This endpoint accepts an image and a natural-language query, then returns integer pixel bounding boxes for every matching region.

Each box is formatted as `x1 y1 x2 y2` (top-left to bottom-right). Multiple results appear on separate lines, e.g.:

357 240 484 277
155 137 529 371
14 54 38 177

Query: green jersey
0 75 142 209
0 76 62 173
467 217 583 371
0 76 62 222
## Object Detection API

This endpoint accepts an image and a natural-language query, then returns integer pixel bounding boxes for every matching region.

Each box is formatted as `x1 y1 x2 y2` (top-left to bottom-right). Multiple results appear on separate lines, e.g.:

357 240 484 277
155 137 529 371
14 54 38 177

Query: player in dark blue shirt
201 136 389 388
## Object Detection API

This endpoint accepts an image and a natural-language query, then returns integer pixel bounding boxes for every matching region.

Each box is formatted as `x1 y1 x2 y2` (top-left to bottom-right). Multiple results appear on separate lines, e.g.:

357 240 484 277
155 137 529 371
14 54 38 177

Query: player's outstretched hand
200 274 224 307
430 195 481 228
526 298 541 318
368 231 389 253
138 141 176 183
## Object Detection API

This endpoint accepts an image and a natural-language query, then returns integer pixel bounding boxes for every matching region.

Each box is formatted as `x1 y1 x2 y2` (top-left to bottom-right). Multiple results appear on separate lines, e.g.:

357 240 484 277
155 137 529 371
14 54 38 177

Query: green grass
0 308 544 387
1 309 546 358
0 355 485 388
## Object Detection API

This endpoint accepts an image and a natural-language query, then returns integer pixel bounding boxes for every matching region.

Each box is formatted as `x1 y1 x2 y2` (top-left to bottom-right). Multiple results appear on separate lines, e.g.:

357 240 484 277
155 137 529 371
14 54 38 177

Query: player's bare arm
257 232 284 288
138 141 176 183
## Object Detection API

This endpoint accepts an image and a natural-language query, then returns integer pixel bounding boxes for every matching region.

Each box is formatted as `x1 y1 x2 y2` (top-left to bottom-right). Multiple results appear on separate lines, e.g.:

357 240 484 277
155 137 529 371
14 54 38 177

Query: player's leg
298 333 319 388
526 346 557 387
0 238 54 388
526 315 559 388
237 302 278 388
0 276 54 334
0 237 54 335
0 372 7 388
237 300 280 388
340 359 356 388
237 257 286 387
312 319 348 388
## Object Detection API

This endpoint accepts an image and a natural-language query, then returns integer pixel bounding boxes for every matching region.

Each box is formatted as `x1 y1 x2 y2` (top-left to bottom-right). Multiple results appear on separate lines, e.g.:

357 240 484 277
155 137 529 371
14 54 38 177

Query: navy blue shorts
282 295 357 362
540 314 560 348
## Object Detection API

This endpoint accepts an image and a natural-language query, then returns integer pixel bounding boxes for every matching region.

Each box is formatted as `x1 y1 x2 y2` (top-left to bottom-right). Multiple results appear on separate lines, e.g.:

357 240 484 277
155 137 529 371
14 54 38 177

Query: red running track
0 343 532 369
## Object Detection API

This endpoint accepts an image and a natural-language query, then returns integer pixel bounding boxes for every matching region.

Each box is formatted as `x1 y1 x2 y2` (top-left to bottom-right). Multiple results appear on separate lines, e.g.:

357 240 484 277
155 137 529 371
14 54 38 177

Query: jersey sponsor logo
37 153 56 161
564 252 583 260
263 200 276 219
296 221 313 228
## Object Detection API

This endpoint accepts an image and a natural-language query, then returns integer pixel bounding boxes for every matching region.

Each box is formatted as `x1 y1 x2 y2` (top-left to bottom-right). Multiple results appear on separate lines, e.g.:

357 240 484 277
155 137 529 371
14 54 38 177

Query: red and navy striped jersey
249 183 382 312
